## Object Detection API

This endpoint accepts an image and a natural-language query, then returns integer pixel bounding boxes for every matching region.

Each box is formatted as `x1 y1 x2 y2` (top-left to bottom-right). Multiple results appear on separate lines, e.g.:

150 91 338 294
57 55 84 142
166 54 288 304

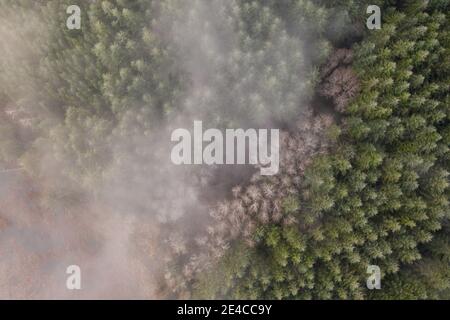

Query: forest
0 0 448 299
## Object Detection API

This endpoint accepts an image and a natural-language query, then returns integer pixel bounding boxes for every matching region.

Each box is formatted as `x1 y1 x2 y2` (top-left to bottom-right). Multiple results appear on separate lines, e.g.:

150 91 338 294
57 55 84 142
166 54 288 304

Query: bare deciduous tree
320 49 360 113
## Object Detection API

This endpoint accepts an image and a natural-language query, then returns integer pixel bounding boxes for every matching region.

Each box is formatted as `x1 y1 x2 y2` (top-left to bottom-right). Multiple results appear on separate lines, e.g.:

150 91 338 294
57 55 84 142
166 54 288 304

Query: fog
0 0 334 299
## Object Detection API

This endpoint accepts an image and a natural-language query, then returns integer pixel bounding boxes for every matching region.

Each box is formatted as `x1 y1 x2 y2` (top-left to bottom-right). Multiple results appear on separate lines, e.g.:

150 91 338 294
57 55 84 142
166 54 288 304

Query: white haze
0 0 333 299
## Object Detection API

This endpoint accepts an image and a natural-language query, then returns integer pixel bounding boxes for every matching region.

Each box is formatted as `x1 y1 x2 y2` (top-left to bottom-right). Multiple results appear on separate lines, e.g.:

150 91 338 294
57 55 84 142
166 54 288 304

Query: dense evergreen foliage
192 0 449 299
0 0 448 299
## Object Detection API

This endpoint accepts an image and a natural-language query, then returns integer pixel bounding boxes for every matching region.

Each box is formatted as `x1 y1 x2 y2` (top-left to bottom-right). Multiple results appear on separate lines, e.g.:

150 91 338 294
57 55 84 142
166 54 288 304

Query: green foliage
195 0 450 299
0 0 448 300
